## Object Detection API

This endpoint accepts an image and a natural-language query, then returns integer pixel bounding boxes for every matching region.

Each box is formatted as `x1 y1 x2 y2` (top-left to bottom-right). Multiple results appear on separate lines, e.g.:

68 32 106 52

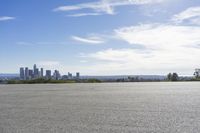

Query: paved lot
0 82 200 133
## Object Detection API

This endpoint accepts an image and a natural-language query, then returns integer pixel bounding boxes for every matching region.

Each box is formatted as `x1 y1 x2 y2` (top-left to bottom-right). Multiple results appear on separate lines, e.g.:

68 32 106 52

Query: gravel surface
0 82 200 133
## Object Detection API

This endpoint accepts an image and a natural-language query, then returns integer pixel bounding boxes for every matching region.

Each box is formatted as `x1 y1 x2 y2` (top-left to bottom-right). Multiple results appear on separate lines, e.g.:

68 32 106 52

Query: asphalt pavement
0 82 200 133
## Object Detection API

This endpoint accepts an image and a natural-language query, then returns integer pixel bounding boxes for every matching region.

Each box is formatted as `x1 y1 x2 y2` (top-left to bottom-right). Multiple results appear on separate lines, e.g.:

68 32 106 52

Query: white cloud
115 23 200 49
68 13 102 17
71 36 105 44
0 16 15 21
54 0 114 15
80 23 200 75
172 6 200 25
54 0 166 16
17 42 33 46
83 48 200 75
84 48 150 62
190 17 200 25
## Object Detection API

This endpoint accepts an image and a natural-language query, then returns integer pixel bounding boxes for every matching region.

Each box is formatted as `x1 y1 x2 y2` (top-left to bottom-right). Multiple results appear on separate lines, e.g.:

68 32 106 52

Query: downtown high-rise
20 64 44 80
19 64 80 80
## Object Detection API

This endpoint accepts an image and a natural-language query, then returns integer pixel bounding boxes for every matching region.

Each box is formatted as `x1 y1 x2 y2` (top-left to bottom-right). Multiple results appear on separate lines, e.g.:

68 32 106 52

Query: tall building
76 72 80 79
34 68 39 78
40 68 44 77
33 64 37 78
25 67 29 80
46 70 51 79
33 64 36 72
53 70 61 80
20 67 25 80
28 70 33 79
62 75 68 80
68 72 72 79
19 64 63 80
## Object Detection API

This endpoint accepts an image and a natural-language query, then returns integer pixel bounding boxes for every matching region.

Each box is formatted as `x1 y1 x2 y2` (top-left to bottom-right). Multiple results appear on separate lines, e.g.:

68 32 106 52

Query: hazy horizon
1 0 200 75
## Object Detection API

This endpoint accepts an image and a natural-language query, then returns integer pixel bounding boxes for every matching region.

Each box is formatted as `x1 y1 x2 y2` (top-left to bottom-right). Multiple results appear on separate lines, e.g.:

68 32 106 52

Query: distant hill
0 74 19 78
81 75 166 80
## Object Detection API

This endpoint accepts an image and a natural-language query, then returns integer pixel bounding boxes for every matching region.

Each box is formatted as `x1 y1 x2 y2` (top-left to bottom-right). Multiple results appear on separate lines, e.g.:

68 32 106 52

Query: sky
1 0 200 76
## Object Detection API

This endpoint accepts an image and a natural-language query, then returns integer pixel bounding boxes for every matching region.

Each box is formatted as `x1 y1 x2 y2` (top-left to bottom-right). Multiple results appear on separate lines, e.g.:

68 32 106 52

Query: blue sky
1 0 200 75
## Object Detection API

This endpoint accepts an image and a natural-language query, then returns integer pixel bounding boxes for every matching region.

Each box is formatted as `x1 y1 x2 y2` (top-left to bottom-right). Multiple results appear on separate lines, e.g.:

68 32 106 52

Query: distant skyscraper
25 67 29 80
46 70 51 79
53 70 61 80
33 64 37 78
34 68 39 78
29 70 33 79
76 72 80 79
19 64 63 80
40 68 44 77
61 75 68 80
20 67 25 80
68 72 72 79
33 64 36 71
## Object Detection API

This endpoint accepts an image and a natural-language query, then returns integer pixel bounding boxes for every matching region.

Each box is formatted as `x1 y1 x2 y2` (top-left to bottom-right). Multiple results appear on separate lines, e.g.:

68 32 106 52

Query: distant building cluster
20 64 80 80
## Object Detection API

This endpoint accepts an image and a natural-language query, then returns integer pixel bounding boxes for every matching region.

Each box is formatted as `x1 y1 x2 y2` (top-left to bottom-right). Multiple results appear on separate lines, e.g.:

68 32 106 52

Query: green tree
167 73 172 81
171 73 179 81
167 73 179 81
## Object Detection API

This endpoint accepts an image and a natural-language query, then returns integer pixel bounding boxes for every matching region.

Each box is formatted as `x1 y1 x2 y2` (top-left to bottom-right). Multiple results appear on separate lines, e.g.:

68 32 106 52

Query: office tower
33 64 36 72
33 64 37 78
38 71 41 78
40 68 43 77
68 72 72 79
62 75 68 80
29 70 33 79
25 67 29 80
76 72 80 79
46 70 51 79
34 68 39 78
20 67 25 80
53 70 61 80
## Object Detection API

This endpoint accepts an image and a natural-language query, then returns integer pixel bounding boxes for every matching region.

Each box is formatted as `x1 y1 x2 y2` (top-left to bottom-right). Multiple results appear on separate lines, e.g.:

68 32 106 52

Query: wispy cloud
54 0 114 15
17 41 67 46
71 36 105 44
54 0 166 16
67 13 102 17
115 23 200 49
17 42 33 46
80 23 200 75
84 48 151 62
0 16 15 21
172 6 200 25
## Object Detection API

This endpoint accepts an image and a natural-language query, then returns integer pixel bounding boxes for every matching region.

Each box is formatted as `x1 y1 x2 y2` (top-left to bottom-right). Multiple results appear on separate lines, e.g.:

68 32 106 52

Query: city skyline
1 0 200 76
19 64 80 80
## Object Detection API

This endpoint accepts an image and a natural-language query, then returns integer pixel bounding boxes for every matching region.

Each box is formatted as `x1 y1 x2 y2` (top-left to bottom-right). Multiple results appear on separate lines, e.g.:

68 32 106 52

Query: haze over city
1 0 200 76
